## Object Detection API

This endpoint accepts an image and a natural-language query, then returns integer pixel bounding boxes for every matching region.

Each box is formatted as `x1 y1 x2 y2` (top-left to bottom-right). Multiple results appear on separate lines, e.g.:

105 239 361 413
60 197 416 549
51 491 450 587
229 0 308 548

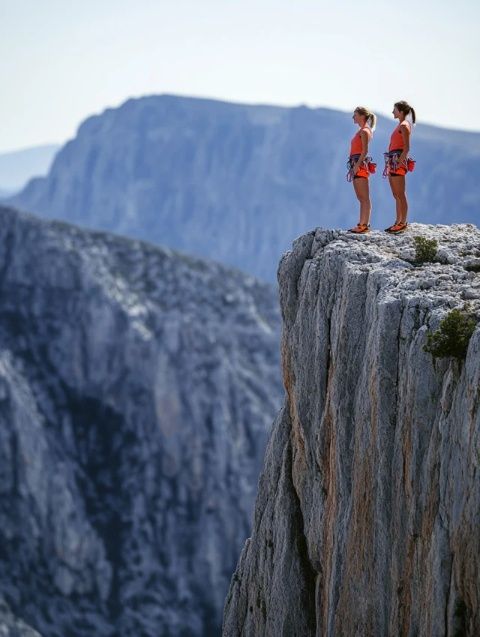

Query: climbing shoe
348 223 370 234
384 222 399 232
388 222 408 234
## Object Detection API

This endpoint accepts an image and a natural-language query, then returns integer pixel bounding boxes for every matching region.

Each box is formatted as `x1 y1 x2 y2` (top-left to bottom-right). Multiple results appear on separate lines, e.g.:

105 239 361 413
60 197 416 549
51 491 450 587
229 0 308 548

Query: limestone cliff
0 205 282 637
223 223 480 636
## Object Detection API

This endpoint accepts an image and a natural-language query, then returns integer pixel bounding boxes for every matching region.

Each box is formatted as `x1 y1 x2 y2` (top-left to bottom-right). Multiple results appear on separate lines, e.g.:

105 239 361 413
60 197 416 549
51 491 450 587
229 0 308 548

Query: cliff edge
223 223 480 636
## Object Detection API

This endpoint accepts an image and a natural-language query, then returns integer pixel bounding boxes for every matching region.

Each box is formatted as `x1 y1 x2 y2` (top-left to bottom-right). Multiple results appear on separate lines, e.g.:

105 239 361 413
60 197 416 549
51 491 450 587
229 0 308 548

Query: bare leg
353 177 371 225
388 175 408 223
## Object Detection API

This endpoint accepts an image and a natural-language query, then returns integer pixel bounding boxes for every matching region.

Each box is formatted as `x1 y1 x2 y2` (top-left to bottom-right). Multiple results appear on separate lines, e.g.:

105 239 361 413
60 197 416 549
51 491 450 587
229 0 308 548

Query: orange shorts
354 165 370 179
389 165 407 177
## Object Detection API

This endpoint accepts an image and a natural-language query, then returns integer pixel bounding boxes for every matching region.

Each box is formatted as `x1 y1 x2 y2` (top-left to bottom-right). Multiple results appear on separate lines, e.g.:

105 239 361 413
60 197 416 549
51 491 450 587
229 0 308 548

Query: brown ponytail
394 100 416 124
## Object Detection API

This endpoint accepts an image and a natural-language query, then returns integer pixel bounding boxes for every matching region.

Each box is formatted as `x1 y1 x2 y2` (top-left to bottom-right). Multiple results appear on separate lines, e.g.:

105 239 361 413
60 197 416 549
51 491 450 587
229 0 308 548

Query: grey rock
0 205 283 637
223 223 480 636
0 599 43 637
8 95 480 282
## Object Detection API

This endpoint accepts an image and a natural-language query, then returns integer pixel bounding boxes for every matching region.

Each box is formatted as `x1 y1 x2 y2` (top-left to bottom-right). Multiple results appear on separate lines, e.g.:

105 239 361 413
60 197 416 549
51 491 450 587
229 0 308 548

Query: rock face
9 94 480 282
0 205 283 637
223 223 480 636
0 598 43 637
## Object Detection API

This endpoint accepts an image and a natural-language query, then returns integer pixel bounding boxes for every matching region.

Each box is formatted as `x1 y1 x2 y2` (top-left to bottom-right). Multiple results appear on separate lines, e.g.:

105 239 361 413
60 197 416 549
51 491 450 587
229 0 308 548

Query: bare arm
398 123 410 164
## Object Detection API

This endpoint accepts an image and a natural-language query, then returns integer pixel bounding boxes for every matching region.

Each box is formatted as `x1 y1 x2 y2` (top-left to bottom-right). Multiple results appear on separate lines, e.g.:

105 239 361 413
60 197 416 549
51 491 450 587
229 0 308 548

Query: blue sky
1 0 479 152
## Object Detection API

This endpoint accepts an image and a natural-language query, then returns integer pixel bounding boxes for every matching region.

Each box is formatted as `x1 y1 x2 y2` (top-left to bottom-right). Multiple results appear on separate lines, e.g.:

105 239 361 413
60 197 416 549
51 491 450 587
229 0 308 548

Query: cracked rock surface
0 205 282 637
223 223 480 637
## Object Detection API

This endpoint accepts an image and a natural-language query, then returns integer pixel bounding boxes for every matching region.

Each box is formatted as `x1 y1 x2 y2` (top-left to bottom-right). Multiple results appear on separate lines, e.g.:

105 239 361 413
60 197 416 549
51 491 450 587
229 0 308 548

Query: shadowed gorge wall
0 205 283 637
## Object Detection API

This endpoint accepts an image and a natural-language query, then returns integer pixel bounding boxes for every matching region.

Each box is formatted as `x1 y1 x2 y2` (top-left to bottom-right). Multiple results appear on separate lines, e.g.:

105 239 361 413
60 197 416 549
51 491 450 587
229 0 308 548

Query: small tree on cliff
424 308 477 360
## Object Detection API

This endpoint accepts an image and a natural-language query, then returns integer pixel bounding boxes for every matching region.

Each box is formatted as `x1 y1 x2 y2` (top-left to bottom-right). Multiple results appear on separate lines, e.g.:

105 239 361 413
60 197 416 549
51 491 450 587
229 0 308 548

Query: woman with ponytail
347 106 377 234
384 101 416 234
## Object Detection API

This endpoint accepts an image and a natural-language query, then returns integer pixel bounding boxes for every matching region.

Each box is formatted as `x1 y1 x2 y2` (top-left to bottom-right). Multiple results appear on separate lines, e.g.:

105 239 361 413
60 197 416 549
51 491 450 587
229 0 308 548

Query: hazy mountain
0 204 282 637
0 188 17 198
0 143 60 193
9 95 480 281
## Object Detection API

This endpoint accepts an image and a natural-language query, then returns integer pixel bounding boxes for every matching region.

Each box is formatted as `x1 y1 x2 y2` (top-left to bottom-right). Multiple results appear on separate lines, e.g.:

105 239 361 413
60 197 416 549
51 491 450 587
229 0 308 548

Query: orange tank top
389 121 411 151
350 126 372 156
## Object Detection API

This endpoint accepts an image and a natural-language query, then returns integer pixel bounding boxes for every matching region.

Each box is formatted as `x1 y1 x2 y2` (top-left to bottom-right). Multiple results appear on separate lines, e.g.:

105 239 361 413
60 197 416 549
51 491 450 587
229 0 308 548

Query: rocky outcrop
9 94 480 282
0 205 283 637
223 223 480 636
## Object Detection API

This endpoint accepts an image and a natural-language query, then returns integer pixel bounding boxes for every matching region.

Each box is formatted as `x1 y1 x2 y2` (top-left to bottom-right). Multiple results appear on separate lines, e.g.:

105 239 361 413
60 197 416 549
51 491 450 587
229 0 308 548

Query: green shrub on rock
464 262 480 273
424 308 477 360
413 236 438 264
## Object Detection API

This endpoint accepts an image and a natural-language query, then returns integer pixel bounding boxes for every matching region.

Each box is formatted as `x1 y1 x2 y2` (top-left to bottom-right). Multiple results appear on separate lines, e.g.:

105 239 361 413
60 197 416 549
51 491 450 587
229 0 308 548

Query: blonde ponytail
354 106 376 131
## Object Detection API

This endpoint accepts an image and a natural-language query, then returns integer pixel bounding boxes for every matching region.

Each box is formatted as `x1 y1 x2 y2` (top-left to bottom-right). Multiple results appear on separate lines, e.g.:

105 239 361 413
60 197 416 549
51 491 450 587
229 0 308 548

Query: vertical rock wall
224 224 480 636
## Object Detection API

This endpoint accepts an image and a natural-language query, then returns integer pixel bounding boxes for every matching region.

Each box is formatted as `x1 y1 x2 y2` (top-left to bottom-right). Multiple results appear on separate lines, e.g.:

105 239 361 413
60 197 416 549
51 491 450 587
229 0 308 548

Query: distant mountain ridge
0 144 60 193
9 94 480 281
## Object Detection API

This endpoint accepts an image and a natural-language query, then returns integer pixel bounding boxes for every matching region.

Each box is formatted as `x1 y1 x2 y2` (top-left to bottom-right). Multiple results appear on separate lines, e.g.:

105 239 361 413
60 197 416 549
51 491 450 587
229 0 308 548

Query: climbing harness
383 150 416 178
346 154 377 182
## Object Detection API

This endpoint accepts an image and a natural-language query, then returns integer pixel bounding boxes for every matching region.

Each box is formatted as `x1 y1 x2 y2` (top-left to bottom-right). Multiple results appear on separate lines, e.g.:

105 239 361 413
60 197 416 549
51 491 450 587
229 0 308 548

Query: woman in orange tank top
384 100 416 234
347 106 376 234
